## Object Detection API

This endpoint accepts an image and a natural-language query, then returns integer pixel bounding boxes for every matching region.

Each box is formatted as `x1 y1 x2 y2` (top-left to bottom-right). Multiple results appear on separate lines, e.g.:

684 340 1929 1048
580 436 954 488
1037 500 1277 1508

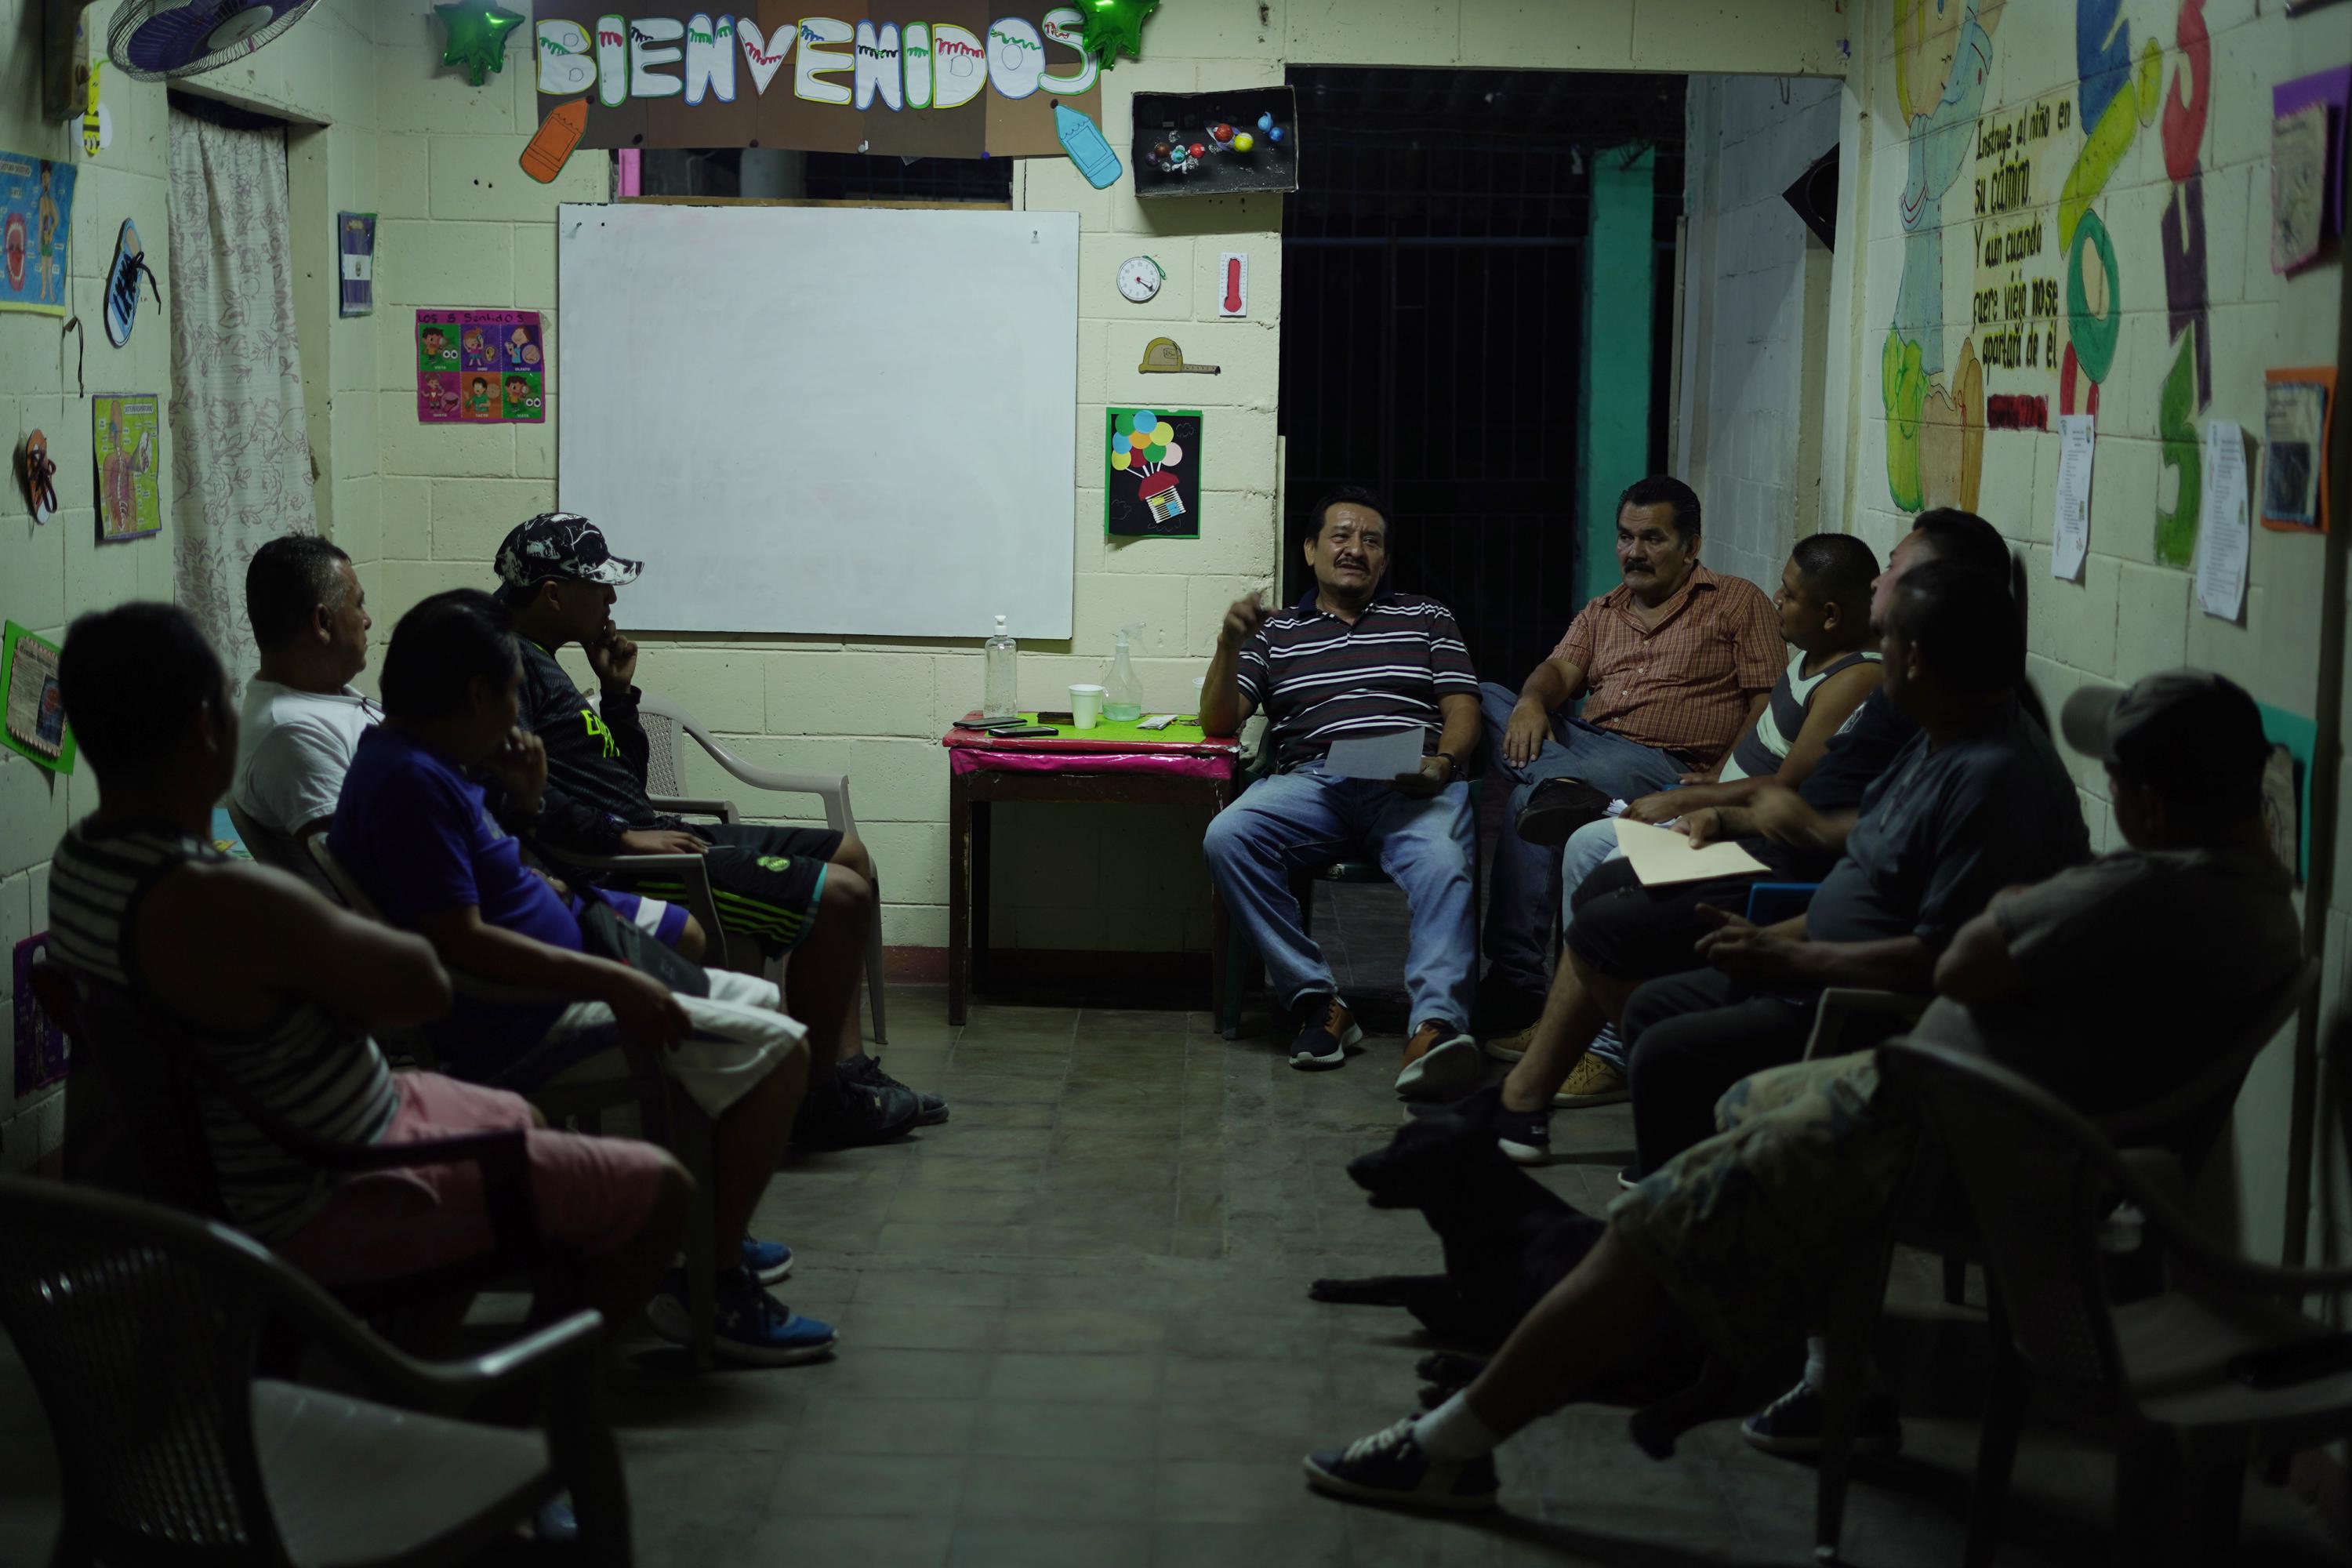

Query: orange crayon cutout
521 100 588 185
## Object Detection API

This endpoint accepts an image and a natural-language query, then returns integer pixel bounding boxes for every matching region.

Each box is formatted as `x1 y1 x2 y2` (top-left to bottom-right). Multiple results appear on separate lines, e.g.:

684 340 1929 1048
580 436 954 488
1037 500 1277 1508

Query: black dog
1311 1107 1724 1434
1309 1108 1601 1349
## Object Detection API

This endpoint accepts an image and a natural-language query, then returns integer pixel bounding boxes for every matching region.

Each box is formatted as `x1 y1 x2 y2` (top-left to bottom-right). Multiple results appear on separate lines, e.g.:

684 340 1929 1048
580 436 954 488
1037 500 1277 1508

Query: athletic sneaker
1493 1103 1552 1166
648 1265 839 1367
742 1236 794 1284
1513 777 1612 847
1554 1051 1629 1108
1290 995 1362 1070
1740 1377 1904 1457
793 1074 921 1149
1483 1022 1537 1064
841 1051 949 1125
1395 1022 1479 1099
1303 1416 1499 1512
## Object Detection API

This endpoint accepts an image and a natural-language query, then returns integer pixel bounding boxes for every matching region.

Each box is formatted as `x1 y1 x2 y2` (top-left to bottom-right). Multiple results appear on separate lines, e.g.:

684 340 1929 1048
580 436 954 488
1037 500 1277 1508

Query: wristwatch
1434 753 1462 781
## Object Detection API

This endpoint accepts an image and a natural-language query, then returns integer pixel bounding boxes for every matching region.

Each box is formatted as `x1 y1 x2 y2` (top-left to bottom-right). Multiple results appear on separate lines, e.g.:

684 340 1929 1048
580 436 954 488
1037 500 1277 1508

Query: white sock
1410 1390 1501 1463
1802 1336 1885 1396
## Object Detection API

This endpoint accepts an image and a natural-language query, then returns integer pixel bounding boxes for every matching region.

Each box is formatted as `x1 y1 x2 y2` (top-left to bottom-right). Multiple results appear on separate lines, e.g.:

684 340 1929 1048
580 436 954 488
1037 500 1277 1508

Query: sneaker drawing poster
417 308 545 423
91 394 161 544
0 152 74 318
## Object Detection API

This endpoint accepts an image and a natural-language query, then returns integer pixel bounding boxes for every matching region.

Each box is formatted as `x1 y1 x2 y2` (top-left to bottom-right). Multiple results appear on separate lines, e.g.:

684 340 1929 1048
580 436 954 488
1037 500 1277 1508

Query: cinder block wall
1678 74 1843 593
0 0 382 1168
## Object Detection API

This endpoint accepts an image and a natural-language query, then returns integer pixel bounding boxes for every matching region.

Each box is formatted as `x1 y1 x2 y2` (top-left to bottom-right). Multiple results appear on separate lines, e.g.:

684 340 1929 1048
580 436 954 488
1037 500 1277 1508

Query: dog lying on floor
1311 1104 1743 1448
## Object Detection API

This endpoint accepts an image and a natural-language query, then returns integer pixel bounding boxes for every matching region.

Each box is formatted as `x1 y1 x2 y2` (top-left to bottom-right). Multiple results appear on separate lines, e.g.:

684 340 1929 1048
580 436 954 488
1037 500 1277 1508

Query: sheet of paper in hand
1323 729 1427 782
1613 818 1769 887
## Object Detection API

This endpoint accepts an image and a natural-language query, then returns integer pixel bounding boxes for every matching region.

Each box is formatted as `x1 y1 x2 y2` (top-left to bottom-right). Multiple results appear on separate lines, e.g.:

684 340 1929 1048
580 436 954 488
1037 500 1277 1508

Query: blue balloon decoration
1257 113 1272 132
1133 409 1157 433
1269 125 1285 143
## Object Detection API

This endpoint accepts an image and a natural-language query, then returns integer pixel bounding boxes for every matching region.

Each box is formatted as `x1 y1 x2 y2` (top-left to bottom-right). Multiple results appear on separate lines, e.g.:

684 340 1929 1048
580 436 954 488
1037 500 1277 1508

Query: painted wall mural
1879 0 2216 564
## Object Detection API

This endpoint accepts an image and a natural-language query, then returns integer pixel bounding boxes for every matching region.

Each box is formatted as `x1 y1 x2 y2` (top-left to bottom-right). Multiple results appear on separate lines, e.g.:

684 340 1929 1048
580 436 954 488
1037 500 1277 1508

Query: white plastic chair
634 693 889 1044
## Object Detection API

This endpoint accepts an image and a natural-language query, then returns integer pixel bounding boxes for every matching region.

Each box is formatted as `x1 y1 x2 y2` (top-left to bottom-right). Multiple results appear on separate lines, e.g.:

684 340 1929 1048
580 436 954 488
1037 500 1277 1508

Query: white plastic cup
1069 683 1105 729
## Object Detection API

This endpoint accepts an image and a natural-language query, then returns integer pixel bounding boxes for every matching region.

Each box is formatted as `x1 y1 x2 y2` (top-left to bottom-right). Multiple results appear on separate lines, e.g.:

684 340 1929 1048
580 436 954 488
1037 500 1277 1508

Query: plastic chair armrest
646 796 740 824
691 738 854 833
1803 989 1931 1061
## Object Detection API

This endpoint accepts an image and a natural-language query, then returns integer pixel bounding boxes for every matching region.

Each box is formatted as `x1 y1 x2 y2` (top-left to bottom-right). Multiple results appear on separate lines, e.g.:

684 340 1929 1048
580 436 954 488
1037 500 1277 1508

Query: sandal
19 429 56 524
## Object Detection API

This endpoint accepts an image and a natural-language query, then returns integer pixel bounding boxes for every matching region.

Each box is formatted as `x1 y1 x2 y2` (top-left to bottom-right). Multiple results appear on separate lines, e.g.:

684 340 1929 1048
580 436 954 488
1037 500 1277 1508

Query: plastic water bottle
1105 625 1145 723
983 615 1018 720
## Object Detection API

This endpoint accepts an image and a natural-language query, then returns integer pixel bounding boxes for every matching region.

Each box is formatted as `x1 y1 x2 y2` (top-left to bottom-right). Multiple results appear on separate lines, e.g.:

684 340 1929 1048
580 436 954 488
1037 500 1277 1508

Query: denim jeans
1559 816 1636 1070
1203 757 1476 1032
1476 680 1688 995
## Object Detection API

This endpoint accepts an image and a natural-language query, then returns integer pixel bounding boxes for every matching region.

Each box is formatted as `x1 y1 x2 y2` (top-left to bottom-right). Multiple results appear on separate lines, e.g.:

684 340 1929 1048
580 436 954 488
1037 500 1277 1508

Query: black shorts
1566 836 1815 982
636 822 844 952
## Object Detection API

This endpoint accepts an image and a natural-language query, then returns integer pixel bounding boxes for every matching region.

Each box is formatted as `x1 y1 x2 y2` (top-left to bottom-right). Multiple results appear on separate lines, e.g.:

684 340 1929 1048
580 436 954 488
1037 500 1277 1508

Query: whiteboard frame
557 201 1078 639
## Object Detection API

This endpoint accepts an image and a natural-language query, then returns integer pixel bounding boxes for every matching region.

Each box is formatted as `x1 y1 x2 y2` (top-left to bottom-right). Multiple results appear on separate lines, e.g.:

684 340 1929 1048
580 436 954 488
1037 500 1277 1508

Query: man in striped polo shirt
1202 488 1483 1080
1479 477 1781 1026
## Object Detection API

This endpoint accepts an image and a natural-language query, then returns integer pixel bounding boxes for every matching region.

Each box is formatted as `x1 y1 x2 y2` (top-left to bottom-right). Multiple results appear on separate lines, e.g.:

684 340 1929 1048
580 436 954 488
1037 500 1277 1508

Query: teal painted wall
1577 147 1657 610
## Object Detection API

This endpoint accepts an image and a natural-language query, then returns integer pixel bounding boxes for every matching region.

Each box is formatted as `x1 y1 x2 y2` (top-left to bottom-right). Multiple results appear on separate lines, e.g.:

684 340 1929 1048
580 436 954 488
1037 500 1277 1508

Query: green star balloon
435 1 524 87
1080 0 1160 68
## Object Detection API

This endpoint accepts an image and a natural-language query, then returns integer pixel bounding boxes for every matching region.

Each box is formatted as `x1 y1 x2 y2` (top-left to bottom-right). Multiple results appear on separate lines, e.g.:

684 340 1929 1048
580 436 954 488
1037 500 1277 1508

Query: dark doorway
1280 68 1684 684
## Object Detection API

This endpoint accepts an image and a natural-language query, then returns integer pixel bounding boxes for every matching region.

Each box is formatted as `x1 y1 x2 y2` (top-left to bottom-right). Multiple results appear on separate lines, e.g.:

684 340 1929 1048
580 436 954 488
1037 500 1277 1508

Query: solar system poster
0 153 74 318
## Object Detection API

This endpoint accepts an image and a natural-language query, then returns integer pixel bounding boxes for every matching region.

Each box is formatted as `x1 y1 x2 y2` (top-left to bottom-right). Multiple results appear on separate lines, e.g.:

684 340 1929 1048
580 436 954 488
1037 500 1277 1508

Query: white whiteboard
557 203 1077 637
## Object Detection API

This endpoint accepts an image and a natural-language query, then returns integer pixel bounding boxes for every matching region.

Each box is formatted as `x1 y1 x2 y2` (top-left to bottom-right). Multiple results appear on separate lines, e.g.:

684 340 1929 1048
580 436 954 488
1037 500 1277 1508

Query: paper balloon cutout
436 1 524 87
1080 0 1160 68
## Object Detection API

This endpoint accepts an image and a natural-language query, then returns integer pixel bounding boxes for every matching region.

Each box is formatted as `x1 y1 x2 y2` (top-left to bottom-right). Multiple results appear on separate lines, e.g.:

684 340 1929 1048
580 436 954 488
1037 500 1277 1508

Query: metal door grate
1281 69 1683 684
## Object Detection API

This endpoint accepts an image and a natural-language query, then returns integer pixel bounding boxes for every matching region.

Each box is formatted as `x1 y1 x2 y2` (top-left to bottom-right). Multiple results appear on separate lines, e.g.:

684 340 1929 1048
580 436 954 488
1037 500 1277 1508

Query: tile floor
1 890 2346 1565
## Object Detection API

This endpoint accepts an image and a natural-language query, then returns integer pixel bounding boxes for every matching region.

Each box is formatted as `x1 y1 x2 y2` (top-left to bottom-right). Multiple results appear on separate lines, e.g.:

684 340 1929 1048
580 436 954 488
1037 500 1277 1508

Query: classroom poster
338 212 376 317
416 309 546 423
13 935 68 1095
0 152 74 317
531 6 1102 160
92 394 161 543
1105 408 1201 538
1 620 74 774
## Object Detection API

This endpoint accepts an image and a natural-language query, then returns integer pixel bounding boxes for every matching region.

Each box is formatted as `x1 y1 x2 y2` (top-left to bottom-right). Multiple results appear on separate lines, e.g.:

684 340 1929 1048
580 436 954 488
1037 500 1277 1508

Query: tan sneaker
1483 1022 1539 1064
1395 1021 1478 1098
1553 1051 1628 1108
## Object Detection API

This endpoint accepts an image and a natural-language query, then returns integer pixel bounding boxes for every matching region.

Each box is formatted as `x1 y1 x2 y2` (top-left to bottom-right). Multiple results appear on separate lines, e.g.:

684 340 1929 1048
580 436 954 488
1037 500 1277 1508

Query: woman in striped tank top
44 603 689 1325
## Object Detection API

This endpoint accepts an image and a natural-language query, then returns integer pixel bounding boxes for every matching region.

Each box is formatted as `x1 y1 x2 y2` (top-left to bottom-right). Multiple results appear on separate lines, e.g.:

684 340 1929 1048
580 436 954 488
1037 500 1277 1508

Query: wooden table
943 722 1240 1025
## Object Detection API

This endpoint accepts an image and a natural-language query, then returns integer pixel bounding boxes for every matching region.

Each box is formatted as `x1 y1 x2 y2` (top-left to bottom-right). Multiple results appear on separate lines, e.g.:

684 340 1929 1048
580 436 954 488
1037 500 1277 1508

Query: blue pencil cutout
1054 104 1123 190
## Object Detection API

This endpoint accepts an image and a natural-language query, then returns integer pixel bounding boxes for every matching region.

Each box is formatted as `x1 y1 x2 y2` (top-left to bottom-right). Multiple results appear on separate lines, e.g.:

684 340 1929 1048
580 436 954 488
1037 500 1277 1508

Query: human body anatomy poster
417 309 546 423
93 394 161 543
0 152 74 316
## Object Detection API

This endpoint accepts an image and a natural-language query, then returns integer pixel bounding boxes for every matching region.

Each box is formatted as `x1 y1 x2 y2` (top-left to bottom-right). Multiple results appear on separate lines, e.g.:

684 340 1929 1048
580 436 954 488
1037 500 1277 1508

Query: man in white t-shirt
231 536 379 877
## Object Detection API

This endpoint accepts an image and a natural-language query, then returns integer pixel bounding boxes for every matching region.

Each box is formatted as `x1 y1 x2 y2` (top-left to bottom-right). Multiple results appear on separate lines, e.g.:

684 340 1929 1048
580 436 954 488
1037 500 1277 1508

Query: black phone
993 725 1058 738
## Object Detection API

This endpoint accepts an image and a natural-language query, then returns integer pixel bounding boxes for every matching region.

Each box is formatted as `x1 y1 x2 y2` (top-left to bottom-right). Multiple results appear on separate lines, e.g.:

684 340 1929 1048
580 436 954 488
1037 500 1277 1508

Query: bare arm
1200 594 1267 739
1635 665 1885 821
139 862 454 1033
1502 655 1587 768
1933 904 2026 1005
410 905 695 1049
1681 786 1857 857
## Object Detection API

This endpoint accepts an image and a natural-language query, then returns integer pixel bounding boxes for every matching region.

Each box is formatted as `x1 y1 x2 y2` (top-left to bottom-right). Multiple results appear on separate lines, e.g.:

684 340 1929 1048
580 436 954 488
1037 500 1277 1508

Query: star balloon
1080 0 1160 68
436 1 524 87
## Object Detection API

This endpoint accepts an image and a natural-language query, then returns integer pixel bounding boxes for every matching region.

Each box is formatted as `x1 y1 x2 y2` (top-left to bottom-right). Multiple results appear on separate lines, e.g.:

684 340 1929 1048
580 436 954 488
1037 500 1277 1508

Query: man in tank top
45 602 689 1331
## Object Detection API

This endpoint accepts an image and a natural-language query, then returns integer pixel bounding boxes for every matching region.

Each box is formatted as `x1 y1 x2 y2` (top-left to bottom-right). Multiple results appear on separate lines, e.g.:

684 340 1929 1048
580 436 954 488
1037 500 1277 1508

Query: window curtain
165 106 317 694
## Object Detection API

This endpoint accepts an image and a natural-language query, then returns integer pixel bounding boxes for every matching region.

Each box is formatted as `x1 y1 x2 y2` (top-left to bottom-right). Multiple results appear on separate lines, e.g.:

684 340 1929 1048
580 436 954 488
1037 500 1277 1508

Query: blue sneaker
648 1266 838 1367
742 1236 794 1284
1303 1416 1498 1513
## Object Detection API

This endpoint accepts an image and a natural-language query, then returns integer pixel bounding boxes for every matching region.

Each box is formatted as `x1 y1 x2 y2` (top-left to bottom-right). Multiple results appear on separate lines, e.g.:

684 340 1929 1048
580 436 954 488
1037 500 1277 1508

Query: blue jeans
1477 680 1687 996
1204 758 1476 1031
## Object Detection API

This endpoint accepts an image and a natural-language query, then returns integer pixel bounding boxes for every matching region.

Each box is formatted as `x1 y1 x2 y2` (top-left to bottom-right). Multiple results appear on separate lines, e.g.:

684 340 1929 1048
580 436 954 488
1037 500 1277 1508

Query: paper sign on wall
2050 414 2094 579
2262 367 2334 533
0 153 74 318
13 935 68 1094
531 6 1102 160
2194 422 2250 622
1105 407 1201 537
416 310 546 423
1 620 73 774
338 212 376 318
92 394 161 543
1217 251 1247 317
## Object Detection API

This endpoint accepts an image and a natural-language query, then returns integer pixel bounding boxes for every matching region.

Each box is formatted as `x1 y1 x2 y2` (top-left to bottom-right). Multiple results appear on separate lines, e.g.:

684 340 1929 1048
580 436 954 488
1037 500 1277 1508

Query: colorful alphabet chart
416 309 546 423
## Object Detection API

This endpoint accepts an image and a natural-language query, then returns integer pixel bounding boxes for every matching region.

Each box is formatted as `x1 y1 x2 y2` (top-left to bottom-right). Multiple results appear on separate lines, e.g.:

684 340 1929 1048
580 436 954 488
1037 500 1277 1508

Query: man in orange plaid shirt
1474 477 1780 1031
